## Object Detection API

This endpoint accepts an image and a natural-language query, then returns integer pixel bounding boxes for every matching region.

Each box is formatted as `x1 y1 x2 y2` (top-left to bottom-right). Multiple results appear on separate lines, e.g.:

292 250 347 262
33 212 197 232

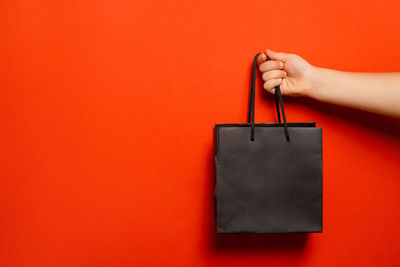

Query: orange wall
1 0 400 266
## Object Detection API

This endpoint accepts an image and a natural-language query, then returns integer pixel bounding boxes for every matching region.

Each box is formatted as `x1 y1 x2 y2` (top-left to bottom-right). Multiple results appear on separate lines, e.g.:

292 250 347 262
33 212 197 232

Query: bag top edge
215 122 317 127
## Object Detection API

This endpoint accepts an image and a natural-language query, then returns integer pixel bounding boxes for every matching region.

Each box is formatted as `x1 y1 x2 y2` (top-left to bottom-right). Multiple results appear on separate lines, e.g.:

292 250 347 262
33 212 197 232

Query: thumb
256 53 266 65
266 49 289 62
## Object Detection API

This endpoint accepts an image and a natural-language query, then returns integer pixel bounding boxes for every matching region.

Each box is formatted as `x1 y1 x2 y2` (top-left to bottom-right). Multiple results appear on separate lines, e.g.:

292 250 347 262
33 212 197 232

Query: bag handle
248 53 290 141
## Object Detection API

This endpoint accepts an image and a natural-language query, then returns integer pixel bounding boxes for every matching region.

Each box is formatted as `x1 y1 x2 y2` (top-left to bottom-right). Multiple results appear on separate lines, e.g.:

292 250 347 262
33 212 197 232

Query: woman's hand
257 49 316 97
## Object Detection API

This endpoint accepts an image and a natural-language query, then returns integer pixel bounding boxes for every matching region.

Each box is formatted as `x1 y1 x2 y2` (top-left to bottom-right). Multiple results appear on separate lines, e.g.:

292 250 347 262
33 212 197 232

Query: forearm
307 67 400 118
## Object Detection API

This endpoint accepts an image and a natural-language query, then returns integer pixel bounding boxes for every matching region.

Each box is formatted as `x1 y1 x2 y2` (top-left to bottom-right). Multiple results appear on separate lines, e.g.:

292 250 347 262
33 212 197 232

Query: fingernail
283 72 287 77
280 62 283 68
277 78 282 82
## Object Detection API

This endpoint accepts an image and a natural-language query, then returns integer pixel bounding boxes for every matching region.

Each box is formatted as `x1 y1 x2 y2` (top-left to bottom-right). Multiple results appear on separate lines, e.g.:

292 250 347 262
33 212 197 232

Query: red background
1 0 400 266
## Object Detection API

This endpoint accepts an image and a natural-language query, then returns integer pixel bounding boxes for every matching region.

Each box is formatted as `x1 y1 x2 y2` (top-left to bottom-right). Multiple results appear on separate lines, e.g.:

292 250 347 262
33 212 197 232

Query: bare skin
257 49 400 118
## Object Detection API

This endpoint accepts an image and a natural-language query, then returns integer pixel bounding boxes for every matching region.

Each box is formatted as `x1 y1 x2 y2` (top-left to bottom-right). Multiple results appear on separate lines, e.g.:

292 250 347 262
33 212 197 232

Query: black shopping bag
214 54 323 233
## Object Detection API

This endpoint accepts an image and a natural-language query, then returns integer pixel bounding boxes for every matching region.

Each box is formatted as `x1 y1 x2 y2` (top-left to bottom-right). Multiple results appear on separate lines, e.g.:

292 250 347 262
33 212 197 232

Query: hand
257 49 316 97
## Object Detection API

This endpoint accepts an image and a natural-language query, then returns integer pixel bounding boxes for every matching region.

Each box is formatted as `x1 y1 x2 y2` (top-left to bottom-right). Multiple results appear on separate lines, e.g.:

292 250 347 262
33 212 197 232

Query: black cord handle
248 53 290 141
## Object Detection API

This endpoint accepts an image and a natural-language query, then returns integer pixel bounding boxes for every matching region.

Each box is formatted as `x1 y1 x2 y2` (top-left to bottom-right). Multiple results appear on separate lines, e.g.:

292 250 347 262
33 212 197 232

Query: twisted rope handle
248 53 290 141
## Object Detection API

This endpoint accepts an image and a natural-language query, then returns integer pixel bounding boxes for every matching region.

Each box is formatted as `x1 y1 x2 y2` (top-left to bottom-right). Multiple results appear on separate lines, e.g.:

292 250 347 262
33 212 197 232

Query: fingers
256 53 266 65
259 60 283 72
257 49 288 94
266 49 289 62
262 70 287 81
258 55 285 94
263 78 282 93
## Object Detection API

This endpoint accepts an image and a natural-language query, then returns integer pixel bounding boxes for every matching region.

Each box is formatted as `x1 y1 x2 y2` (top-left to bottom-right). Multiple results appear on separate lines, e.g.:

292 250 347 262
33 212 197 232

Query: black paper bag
214 54 323 233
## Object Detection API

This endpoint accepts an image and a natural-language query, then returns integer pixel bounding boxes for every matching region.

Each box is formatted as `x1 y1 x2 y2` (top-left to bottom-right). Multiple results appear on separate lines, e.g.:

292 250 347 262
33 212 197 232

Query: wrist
303 66 324 99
